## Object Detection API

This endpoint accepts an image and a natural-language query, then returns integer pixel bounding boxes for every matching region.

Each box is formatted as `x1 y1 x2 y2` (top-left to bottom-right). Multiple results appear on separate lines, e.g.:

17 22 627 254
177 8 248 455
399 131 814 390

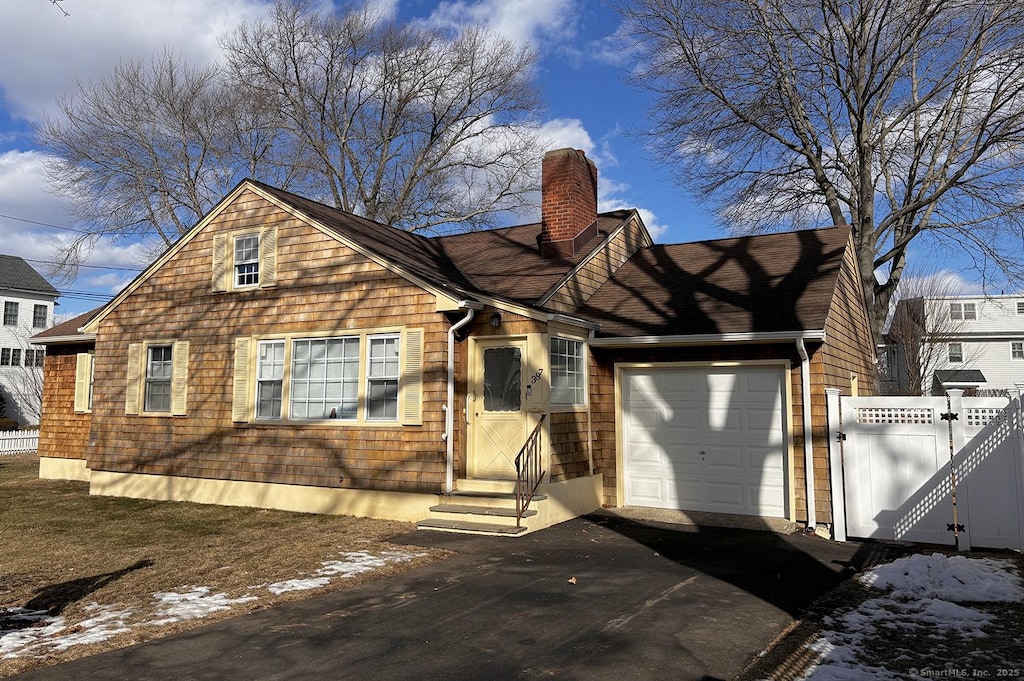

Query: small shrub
0 417 20 431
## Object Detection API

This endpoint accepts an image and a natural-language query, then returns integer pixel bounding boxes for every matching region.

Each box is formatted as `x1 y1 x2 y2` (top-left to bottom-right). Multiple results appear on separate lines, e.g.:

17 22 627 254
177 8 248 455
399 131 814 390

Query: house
881 295 1024 396
0 254 58 425
32 148 876 536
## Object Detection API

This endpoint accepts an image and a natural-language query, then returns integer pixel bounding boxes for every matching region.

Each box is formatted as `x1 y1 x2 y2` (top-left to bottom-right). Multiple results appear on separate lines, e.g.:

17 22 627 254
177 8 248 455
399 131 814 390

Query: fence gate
828 390 1024 551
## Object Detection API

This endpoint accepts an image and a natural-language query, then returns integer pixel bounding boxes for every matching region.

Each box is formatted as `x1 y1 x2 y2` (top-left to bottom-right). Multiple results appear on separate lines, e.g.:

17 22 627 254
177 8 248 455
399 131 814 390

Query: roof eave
589 329 826 347
31 333 96 345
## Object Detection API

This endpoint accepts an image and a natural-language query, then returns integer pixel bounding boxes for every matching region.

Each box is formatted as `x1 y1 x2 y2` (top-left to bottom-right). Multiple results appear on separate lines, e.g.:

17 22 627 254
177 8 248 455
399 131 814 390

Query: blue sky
0 0 986 319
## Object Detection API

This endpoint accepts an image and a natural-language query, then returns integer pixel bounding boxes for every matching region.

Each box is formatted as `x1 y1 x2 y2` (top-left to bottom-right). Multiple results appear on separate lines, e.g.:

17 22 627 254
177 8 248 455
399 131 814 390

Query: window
367 335 400 420
1012 342 1024 360
9 349 20 367
550 337 586 406
256 340 285 419
144 345 173 412
213 227 276 293
0 348 9 366
234 234 260 287
32 304 47 328
35 348 45 367
949 302 976 321
3 301 17 326
948 343 963 363
1018 302 1024 315
233 328 422 425
23 349 34 367
290 337 360 420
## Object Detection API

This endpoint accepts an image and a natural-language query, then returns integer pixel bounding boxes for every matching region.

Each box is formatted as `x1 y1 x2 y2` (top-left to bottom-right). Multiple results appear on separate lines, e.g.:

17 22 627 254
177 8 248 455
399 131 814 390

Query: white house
882 294 1024 396
0 254 58 425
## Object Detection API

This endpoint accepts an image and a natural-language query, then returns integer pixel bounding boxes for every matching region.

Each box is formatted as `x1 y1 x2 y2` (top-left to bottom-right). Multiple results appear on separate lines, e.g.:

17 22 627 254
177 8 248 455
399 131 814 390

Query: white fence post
946 389 971 551
826 388 846 542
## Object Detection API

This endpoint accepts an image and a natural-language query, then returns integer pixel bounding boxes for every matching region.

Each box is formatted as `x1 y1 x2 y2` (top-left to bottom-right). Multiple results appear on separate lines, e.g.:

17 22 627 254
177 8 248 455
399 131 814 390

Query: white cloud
0 0 273 123
425 0 575 46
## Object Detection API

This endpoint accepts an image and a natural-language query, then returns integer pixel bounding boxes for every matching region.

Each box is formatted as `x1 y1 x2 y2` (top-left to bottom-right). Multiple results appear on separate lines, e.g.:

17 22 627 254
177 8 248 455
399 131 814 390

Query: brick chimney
540 148 598 259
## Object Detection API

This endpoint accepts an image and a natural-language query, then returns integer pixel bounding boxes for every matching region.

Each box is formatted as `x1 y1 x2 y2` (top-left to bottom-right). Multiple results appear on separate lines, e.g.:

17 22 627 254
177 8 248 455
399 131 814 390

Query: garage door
622 365 788 517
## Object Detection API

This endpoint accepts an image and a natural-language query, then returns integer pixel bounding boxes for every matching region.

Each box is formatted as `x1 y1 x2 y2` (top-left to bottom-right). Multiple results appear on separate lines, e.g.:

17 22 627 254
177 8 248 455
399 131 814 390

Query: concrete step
417 518 529 536
446 490 548 502
429 504 537 518
453 478 517 494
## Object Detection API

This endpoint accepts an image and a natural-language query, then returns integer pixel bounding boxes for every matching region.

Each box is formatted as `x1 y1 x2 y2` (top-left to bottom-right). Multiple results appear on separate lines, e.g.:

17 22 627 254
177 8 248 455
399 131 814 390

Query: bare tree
220 0 541 232
879 270 978 395
621 0 1024 342
37 0 542 279
38 49 305 278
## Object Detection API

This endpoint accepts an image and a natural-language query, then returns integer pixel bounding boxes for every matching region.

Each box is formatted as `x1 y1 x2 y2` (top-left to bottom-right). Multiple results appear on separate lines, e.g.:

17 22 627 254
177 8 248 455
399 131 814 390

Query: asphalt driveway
13 514 903 681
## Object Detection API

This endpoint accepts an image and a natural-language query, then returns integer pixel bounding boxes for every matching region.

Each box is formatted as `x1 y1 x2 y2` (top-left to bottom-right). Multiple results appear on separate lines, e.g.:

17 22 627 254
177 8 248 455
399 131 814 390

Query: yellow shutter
400 328 423 426
232 337 251 423
212 234 228 292
125 342 142 415
73 353 92 413
171 340 189 416
260 225 277 288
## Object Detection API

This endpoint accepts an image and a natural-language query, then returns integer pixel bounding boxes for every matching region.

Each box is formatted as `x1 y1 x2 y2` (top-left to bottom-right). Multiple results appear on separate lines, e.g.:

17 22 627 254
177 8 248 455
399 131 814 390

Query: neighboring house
881 295 1024 396
0 254 58 425
32 148 876 536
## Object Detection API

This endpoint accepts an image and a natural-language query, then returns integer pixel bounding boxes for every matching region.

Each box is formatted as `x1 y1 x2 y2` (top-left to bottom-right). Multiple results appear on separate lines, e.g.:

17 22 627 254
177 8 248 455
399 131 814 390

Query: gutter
30 333 97 346
445 301 482 494
796 339 816 530
589 330 826 347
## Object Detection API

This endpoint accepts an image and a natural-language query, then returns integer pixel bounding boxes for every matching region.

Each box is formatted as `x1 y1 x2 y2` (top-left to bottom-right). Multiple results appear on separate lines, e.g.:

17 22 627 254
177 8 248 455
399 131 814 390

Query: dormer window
212 226 277 292
949 302 976 321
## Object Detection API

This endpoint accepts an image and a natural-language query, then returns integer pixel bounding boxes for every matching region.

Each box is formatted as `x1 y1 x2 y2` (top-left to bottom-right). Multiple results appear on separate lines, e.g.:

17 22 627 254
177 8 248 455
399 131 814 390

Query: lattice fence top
855 407 934 425
966 408 1008 428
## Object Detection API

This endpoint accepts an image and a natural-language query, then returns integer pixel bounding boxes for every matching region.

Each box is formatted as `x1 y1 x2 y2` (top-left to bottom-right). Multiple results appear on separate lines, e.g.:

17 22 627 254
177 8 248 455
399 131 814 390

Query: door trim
613 360 794 520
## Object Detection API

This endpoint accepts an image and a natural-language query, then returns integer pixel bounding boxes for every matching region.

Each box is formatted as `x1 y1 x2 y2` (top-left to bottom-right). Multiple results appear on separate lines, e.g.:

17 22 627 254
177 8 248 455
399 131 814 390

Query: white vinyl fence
827 389 1024 551
0 429 39 455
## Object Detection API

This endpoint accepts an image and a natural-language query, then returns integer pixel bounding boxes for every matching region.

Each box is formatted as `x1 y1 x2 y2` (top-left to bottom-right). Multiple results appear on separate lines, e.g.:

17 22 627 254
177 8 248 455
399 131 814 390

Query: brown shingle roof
253 180 630 308
432 214 629 303
579 226 851 338
31 307 101 343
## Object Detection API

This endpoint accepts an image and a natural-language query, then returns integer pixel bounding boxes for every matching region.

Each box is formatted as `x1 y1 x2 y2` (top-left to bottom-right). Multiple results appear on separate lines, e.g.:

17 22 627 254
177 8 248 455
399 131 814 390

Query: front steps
417 479 547 536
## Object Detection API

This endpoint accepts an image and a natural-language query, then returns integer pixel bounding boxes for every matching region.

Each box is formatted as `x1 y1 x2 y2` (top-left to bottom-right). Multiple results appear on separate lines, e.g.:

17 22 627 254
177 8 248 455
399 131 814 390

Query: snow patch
0 604 133 660
858 552 1024 602
266 550 424 595
147 587 258 626
798 554 1022 679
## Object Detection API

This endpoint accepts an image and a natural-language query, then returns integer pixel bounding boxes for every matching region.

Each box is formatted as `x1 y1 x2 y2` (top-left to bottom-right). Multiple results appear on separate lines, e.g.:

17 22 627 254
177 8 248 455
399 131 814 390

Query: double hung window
550 337 586 406
234 234 260 287
144 345 173 412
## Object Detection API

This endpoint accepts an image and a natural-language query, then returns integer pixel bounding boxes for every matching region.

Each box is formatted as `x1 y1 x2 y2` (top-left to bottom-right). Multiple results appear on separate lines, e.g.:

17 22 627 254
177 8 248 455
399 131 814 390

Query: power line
0 212 88 234
21 257 141 273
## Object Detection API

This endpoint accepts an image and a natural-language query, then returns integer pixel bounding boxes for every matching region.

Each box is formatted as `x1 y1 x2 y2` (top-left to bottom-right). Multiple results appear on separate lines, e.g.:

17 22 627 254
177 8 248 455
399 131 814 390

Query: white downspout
445 305 478 494
796 339 816 529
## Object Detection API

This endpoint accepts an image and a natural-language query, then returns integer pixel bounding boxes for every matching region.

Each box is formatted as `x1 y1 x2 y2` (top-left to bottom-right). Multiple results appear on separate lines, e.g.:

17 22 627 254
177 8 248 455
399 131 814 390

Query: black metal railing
515 414 546 528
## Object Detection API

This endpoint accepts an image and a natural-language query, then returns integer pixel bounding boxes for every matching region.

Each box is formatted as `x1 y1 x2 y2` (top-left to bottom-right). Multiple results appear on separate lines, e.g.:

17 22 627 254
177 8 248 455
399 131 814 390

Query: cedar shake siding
549 411 590 482
86 190 449 494
37 344 92 462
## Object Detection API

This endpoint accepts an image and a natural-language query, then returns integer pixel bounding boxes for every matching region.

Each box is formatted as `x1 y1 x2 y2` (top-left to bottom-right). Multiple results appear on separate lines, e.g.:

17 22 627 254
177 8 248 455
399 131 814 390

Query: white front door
470 338 528 480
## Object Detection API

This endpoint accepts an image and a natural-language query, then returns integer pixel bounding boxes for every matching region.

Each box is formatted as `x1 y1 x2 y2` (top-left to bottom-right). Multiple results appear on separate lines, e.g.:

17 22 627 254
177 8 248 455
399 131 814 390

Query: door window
483 347 521 412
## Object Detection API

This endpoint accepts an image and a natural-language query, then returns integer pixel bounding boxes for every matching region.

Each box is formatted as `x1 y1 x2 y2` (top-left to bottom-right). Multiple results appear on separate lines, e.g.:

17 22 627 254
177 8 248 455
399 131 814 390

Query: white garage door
622 365 788 517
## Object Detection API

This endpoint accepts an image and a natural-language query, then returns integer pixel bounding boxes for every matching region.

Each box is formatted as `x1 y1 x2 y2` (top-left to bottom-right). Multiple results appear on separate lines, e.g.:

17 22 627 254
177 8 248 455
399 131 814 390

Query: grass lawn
0 453 446 677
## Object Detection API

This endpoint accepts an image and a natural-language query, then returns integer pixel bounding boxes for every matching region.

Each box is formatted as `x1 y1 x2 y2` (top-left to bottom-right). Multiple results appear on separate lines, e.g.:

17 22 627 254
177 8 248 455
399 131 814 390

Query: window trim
233 233 260 288
144 344 174 413
366 333 401 421
3 301 18 326
1018 301 1024 316
949 302 977 321
549 334 588 409
32 304 48 329
1012 341 1024 361
236 326 418 426
126 339 189 416
213 226 278 293
948 342 964 364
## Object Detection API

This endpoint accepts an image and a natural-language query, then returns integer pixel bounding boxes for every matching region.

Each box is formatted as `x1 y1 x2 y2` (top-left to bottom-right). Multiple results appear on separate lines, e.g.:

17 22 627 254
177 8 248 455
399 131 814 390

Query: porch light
490 312 502 328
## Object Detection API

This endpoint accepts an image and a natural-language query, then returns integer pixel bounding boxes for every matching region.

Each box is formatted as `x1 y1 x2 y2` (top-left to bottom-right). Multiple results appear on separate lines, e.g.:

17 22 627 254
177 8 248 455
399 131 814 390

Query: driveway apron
13 515 889 681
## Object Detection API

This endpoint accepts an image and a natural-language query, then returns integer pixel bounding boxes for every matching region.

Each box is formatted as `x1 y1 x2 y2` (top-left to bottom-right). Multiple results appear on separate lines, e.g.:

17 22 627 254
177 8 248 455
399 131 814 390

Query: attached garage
620 364 789 518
